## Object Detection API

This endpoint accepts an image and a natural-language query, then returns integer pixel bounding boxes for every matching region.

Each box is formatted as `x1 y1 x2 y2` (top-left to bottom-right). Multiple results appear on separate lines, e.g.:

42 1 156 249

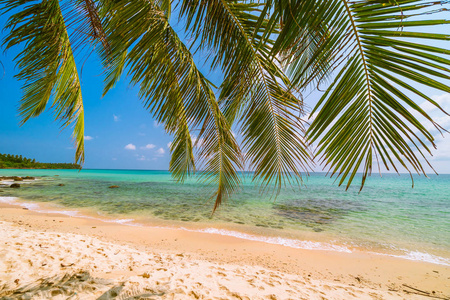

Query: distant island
0 153 80 169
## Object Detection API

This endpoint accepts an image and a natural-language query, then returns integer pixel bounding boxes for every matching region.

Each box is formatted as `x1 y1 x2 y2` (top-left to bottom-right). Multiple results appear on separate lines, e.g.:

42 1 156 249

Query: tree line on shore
0 153 80 169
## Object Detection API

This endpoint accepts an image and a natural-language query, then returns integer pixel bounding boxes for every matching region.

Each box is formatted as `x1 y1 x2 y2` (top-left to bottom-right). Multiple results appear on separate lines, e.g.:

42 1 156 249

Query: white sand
0 219 439 300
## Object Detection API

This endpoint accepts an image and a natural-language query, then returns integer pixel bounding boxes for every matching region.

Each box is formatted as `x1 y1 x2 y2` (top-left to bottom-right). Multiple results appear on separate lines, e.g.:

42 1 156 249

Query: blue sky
0 49 181 169
0 8 222 170
1 7 449 173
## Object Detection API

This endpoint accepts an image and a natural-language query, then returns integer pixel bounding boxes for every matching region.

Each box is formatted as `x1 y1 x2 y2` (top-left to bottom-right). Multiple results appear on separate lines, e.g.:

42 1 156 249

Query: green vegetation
0 153 80 169
1 0 449 210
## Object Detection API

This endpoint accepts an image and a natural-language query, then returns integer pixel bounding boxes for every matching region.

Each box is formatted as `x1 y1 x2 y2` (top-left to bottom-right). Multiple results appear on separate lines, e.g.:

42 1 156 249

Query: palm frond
269 0 337 89
1 0 85 164
180 0 313 194
99 0 242 209
62 0 111 57
278 0 450 188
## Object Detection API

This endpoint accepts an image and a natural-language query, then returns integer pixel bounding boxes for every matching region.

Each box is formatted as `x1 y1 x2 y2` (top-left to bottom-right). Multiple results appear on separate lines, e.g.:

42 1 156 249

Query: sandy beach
2 0 450 296
0 202 448 299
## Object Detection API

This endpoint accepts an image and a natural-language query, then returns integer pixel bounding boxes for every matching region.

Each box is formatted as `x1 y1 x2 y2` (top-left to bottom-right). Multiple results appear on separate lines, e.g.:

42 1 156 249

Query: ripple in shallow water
273 199 367 230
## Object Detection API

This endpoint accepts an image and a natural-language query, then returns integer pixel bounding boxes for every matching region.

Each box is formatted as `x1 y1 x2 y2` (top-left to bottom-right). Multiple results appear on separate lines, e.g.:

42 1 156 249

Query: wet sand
0 203 449 299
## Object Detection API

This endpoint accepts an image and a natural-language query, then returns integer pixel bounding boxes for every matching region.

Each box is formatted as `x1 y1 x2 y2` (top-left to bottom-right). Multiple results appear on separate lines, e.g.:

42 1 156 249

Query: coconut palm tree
1 0 449 210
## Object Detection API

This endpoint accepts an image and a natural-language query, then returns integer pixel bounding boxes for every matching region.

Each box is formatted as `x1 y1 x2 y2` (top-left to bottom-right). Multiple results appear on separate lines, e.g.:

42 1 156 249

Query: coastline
0 201 449 299
1 194 449 267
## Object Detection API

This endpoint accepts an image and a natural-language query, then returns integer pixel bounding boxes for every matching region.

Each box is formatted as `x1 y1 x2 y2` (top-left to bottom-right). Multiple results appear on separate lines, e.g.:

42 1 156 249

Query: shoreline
1 195 449 267
0 201 449 299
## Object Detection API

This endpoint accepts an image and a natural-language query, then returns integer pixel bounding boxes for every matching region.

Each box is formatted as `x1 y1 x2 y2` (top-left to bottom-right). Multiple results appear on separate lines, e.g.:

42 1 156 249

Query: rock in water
109 185 119 188
58 184 65 187
10 183 21 188
23 176 35 180
14 177 24 181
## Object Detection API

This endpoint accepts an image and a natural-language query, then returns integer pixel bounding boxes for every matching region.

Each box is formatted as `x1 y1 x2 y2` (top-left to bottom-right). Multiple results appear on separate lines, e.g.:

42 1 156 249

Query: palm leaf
62 0 111 58
98 0 242 209
1 0 85 164
269 0 338 89
284 0 450 189
180 0 313 195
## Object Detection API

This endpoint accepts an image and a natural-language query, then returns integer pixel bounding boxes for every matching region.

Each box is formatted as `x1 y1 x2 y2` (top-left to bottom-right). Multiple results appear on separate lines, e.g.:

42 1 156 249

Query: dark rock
109 185 119 188
10 183 21 188
23 176 35 180
58 184 65 187
14 177 24 181
0 190 3 192
54 175 59 177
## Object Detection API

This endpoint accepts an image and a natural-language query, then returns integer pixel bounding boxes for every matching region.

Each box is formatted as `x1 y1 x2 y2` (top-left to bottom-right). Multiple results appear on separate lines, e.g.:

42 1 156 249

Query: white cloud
113 114 120 122
430 134 450 160
156 148 165 155
417 93 450 132
84 136 93 141
137 155 146 161
427 116 450 132
153 121 161 128
124 143 136 150
112 158 117 161
140 144 155 150
304 112 319 124
420 93 450 114
408 93 450 173
191 136 204 147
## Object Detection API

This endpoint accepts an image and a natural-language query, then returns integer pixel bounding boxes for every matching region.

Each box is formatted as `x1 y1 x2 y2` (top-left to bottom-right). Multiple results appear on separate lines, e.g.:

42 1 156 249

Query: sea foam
0 197 134 224
181 227 353 253
371 250 450 267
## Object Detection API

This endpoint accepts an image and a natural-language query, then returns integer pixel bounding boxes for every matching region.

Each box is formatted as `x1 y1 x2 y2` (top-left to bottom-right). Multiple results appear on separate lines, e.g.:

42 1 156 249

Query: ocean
0 169 449 266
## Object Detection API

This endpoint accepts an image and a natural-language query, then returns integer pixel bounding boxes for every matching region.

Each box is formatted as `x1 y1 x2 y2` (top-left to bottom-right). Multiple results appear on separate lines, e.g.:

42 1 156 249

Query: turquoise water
0 169 449 264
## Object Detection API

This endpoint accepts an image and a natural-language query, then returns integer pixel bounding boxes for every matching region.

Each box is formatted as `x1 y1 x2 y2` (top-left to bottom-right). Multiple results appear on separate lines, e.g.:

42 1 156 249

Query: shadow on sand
0 271 164 299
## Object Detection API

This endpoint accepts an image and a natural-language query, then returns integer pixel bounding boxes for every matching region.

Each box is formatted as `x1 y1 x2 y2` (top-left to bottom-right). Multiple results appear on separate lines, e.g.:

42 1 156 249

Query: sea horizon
53 168 450 175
